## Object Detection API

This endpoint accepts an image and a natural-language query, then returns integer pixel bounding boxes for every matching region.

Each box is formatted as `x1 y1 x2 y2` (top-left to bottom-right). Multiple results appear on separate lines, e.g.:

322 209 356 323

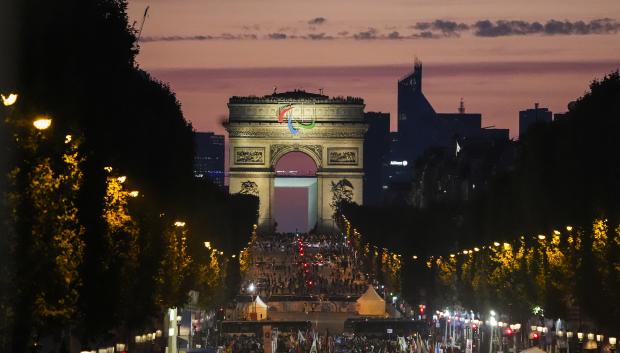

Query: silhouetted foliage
343 71 620 332
1 0 259 352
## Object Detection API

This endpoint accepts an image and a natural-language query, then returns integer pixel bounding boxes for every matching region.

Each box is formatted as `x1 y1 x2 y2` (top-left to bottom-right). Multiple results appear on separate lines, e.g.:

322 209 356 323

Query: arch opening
273 152 318 233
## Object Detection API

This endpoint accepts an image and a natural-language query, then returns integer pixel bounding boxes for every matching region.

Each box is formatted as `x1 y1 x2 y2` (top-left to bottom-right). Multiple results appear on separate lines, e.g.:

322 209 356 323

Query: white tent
246 295 268 320
356 285 386 316
520 348 547 353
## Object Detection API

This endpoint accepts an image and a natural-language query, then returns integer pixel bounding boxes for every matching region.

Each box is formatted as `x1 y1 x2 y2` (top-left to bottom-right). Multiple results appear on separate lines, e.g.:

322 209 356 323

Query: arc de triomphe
225 90 368 234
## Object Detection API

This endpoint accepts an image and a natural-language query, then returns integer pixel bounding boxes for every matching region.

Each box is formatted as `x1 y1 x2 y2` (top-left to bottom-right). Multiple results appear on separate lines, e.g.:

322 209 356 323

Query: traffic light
529 332 540 340
504 328 513 336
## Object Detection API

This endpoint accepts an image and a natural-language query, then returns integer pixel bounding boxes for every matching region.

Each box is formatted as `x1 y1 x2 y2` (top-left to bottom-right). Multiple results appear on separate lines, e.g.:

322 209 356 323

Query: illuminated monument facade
225 90 367 233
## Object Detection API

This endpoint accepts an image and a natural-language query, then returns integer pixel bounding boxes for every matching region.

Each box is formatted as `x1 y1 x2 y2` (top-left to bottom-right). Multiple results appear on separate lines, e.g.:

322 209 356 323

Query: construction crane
136 6 150 42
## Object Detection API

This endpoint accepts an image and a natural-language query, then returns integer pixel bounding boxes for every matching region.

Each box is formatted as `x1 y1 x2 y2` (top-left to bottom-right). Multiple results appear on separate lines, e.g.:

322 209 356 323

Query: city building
363 112 390 205
519 103 553 139
193 132 225 187
393 59 510 194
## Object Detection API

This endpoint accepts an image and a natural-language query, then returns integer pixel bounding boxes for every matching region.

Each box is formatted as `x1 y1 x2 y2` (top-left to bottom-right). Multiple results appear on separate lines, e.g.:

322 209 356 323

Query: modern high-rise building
363 112 390 205
519 103 552 139
194 132 225 187
395 59 510 187
397 59 438 162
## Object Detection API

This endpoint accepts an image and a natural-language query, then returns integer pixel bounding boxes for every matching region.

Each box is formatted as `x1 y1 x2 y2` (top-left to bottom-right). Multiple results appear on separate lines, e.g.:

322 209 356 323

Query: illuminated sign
389 160 408 166
277 105 316 135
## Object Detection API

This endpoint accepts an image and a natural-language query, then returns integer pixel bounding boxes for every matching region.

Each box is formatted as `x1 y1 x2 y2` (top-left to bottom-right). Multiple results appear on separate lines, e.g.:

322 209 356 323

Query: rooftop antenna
458 98 465 114
136 6 150 42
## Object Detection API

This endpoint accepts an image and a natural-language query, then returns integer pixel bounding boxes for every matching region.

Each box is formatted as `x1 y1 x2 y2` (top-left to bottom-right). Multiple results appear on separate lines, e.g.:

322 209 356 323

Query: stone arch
226 91 367 234
270 144 322 170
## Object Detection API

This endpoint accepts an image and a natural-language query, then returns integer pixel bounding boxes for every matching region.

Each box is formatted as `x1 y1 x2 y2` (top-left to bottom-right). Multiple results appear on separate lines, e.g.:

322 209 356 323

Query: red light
472 324 477 329
505 328 513 336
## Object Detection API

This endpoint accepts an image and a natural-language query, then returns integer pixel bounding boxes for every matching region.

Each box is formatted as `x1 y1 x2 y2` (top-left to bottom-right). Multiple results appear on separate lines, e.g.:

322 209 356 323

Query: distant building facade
519 103 553 139
194 132 225 187
392 59 510 193
363 112 391 205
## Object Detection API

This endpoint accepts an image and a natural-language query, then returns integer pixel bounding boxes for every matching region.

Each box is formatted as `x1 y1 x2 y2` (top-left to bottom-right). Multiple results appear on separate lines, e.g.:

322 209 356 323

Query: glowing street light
128 190 139 197
566 225 573 231
33 117 52 130
537 234 546 240
117 176 127 183
174 221 186 227
493 242 501 247
65 135 72 144
1 93 18 106
204 241 211 249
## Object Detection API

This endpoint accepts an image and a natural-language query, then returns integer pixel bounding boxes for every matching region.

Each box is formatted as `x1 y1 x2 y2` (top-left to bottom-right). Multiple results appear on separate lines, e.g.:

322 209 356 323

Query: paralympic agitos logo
277 105 316 135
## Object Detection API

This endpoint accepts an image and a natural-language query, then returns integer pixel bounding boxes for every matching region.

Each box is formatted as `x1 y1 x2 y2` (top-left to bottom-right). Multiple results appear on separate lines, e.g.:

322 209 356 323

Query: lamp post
609 337 616 353
489 313 497 353
596 335 603 353
444 310 450 346
511 324 521 353
567 332 573 353
177 315 182 352
248 283 257 320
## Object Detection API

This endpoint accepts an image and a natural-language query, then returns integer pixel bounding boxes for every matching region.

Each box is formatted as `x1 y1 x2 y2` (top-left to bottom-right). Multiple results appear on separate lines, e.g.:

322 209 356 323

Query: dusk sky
128 0 620 138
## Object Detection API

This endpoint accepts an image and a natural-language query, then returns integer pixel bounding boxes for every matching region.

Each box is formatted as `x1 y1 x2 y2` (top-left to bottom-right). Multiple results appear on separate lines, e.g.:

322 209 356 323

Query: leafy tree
330 178 354 218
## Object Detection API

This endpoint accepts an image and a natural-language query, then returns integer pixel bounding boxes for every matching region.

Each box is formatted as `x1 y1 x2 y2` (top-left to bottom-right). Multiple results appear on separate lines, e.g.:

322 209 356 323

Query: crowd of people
220 335 264 353
219 333 431 353
242 233 368 298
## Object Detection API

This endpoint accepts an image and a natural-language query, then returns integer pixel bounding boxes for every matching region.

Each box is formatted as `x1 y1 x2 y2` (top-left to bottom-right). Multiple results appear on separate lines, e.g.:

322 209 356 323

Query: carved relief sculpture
239 181 259 196
327 148 358 165
235 147 265 165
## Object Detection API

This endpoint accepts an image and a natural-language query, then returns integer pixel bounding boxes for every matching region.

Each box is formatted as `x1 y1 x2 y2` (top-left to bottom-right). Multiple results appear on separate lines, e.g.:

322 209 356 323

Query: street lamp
567 332 574 353
489 313 497 353
248 283 257 319
609 337 616 353
177 315 182 352
33 116 52 130
511 324 521 353
1 93 18 106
